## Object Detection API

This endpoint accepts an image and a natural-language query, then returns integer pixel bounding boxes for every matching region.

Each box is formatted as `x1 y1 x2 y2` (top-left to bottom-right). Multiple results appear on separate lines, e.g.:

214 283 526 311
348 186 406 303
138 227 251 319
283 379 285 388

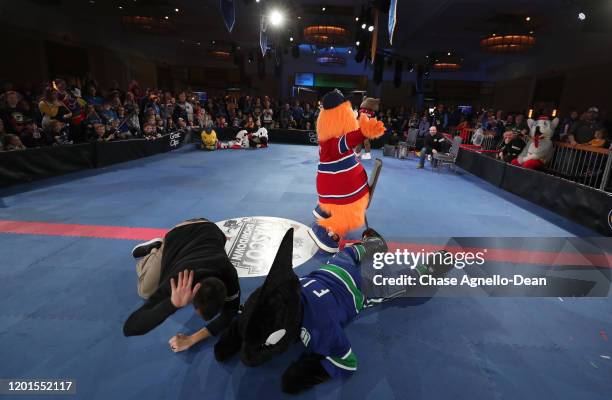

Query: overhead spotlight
361 23 367 29
447 51 451 56
356 41 360 46
330 46 334 50
322 7 326 11
368 25 374 32
348 49 352 54
525 16 531 21
174 8 179 12
118 5 123 9
529 30 534 34
256 0 260 2
297 16 301 19
578 12 586 21
268 9 285 27
355 17 359 21
164 15 169 20
289 37 294 42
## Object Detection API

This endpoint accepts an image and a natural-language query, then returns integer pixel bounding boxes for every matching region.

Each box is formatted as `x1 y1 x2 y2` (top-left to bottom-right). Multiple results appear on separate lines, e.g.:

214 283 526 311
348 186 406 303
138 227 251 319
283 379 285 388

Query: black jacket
123 222 240 337
423 132 447 153
499 138 525 162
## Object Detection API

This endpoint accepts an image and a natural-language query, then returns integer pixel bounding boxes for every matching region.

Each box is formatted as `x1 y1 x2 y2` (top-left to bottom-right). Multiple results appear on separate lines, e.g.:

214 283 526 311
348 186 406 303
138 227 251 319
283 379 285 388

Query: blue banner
260 15 268 57
388 0 397 45
220 0 235 33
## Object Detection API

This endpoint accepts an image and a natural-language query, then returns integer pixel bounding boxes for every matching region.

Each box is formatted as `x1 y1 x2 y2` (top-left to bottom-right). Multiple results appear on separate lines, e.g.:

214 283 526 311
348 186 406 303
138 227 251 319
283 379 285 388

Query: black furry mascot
214 228 451 393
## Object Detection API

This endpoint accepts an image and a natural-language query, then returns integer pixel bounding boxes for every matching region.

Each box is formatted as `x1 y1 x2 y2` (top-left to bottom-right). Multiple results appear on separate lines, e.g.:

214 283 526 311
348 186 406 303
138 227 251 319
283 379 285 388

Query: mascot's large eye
265 329 286 346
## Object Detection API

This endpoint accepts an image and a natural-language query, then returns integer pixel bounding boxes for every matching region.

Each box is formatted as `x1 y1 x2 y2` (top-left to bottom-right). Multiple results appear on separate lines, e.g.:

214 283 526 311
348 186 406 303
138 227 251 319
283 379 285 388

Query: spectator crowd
0 76 609 156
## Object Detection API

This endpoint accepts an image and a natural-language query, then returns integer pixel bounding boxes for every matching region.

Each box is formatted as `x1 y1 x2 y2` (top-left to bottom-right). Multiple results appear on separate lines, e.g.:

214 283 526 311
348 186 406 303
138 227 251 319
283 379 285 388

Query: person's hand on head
170 269 202 308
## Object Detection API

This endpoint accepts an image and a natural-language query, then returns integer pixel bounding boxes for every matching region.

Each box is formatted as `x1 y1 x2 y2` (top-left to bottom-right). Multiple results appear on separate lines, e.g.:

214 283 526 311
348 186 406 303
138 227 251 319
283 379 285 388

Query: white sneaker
362 152 372 160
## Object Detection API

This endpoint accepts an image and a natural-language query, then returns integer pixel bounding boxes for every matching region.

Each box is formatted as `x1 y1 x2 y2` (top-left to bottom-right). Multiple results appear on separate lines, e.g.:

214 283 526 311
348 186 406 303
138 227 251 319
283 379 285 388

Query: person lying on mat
123 218 240 353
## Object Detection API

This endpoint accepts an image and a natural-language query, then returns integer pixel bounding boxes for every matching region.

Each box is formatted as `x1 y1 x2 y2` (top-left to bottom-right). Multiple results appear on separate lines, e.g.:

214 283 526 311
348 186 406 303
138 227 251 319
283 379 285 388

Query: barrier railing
548 142 611 191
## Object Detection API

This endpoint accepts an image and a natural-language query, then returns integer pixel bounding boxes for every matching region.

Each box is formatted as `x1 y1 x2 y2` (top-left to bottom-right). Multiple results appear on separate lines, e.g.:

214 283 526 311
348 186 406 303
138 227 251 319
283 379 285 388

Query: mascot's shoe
361 152 372 160
312 204 331 220
132 238 163 258
308 223 340 253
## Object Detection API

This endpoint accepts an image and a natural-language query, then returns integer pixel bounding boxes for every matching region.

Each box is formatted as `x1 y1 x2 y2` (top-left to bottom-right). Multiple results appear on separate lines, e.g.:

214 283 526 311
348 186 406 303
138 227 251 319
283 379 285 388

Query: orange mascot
308 89 385 252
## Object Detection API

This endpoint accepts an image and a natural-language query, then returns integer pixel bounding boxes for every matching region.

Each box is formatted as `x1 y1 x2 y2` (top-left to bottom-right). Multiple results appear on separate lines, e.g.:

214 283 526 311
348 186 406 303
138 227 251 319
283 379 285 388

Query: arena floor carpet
0 144 611 400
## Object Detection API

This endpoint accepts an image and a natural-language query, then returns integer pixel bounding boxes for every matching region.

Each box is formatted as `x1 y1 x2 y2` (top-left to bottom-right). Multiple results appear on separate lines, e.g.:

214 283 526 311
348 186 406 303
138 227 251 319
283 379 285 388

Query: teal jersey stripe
326 349 358 371
319 264 364 313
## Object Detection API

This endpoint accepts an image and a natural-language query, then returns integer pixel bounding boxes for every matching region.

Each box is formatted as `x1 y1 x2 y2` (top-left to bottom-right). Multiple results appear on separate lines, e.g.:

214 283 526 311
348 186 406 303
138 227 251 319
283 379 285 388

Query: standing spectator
84 85 103 107
100 102 118 124
291 100 304 127
302 103 314 129
431 104 448 130
418 112 430 137
280 103 291 129
39 87 71 129
560 110 579 141
568 107 602 144
232 109 244 128
173 92 193 126
262 101 274 129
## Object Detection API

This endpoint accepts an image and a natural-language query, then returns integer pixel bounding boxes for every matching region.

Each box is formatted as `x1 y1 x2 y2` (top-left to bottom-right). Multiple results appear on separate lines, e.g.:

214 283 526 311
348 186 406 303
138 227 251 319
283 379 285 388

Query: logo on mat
216 216 318 277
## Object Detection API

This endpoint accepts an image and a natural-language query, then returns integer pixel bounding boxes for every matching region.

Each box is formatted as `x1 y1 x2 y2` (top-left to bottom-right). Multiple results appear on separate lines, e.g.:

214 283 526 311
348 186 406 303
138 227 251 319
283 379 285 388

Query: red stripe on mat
0 220 168 241
1 219 609 267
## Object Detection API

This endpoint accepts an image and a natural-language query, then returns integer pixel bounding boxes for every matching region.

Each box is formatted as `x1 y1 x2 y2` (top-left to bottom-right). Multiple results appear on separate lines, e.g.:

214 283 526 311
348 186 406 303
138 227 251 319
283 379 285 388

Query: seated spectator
568 107 603 144
142 123 159 140
91 122 116 142
416 126 446 169
177 117 188 131
45 120 72 145
288 115 298 129
497 130 526 163
586 128 609 148
166 118 175 132
155 117 165 135
110 117 133 140
100 102 118 124
85 104 102 126
20 120 51 148
4 134 26 151
0 119 7 149
215 116 228 129
305 121 312 130
1 90 27 135
244 115 256 130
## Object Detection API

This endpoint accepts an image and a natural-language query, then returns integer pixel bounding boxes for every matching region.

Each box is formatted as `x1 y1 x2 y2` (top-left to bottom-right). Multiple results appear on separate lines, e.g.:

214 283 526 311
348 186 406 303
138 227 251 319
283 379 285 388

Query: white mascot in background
511 115 558 170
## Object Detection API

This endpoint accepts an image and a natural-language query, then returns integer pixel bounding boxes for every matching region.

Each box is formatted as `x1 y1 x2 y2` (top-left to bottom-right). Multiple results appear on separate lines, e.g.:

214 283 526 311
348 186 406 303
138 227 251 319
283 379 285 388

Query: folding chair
432 136 462 173
364 158 383 229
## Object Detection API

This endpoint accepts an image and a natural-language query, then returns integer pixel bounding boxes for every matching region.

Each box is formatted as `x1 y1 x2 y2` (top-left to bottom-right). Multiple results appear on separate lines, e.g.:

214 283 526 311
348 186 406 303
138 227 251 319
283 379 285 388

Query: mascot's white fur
513 116 558 170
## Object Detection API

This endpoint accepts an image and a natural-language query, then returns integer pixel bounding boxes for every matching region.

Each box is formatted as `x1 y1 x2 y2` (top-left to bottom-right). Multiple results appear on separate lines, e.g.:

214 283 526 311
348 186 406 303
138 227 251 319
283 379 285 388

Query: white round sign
216 216 318 277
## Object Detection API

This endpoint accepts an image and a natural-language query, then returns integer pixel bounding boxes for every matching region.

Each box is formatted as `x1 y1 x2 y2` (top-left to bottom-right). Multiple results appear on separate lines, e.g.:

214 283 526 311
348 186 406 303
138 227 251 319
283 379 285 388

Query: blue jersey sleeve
319 323 357 378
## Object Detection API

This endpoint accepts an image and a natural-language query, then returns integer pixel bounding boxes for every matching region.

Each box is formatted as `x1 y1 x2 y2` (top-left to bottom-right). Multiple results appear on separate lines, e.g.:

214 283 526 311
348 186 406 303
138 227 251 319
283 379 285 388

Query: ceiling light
256 0 260 2
355 17 359 21
578 12 586 21
447 51 451 56
356 41 360 46
289 37 294 42
525 16 531 21
164 16 169 20
118 5 123 9
348 49 352 54
268 9 285 27
174 8 179 12
330 46 334 49
368 25 374 32
361 23 366 29
322 7 326 11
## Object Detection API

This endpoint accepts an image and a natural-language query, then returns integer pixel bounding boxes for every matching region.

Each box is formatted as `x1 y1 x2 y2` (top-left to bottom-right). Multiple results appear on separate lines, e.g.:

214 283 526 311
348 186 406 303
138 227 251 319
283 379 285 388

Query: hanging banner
260 15 268 57
220 0 236 33
388 0 397 45
370 8 379 64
